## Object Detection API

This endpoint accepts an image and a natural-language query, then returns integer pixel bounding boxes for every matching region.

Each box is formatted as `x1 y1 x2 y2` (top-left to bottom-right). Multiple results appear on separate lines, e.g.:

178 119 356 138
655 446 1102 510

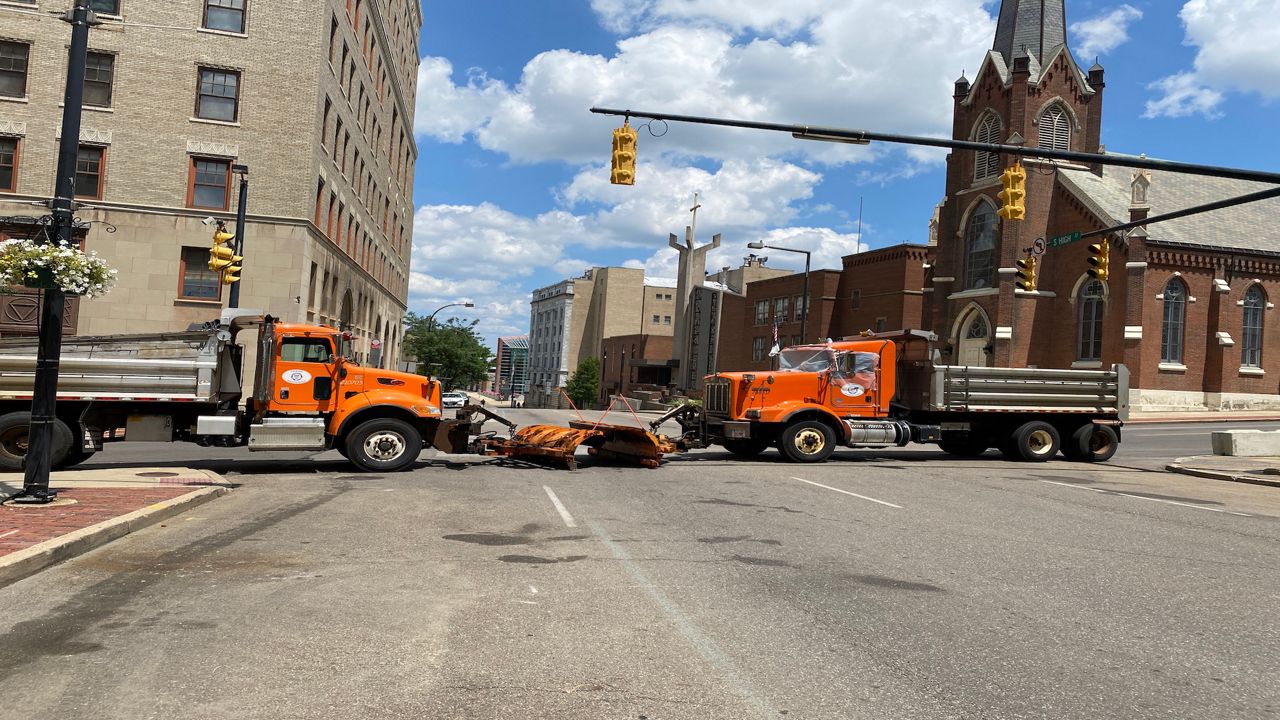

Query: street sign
1031 237 1047 256
1047 231 1083 248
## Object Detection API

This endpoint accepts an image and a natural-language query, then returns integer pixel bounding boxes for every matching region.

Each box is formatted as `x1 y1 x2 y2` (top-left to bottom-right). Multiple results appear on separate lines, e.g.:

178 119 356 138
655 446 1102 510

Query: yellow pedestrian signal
1015 256 1038 291
997 162 1026 221
610 122 637 185
1087 241 1109 281
208 223 243 284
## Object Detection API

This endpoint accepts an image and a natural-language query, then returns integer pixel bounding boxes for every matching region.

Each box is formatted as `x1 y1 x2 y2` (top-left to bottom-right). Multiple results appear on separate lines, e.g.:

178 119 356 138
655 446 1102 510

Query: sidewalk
1166 455 1280 489
1 467 230 588
1129 410 1280 424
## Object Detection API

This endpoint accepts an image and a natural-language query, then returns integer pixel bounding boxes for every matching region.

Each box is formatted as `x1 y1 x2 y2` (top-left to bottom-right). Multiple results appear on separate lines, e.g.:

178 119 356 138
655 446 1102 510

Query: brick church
925 0 1280 411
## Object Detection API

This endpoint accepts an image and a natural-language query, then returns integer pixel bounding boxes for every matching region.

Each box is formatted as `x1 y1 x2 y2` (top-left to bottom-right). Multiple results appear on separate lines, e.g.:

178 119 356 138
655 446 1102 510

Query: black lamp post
422 301 474 377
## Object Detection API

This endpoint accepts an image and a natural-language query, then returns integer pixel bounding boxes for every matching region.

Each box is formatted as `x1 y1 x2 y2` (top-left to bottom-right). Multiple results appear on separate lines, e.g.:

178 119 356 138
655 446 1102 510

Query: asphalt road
3 413 1278 719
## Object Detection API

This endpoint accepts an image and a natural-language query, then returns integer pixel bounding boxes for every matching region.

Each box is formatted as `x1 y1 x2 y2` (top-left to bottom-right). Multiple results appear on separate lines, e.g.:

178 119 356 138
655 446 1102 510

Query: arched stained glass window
1161 278 1187 364
1242 285 1265 368
963 202 998 289
1077 279 1105 361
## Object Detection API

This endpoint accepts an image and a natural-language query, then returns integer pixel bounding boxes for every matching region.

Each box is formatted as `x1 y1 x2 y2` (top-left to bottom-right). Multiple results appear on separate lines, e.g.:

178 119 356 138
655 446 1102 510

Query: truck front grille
705 380 731 416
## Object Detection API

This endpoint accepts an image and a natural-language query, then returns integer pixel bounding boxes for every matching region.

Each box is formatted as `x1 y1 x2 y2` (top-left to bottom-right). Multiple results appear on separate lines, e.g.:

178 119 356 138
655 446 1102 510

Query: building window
90 0 120 14
1160 278 1186 364
196 67 240 122
663 315 671 325
204 0 247 34
774 296 790 322
973 112 1001 181
652 314 660 323
850 289 861 310
179 246 221 300
794 295 807 322
0 138 17 192
1243 285 1265 368
752 337 767 361
963 202 998 289
0 41 30 99
82 51 115 107
875 317 887 333
754 300 769 325
1037 104 1071 151
1077 279 1106 362
188 157 230 209
74 145 104 199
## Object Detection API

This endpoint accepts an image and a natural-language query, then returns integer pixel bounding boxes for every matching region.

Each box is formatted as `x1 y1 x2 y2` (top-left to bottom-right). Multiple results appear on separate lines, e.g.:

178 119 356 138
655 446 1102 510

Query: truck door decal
282 369 312 384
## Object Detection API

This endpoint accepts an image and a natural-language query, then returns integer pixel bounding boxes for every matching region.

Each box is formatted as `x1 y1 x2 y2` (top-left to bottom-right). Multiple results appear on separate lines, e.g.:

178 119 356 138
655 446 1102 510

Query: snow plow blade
475 422 676 470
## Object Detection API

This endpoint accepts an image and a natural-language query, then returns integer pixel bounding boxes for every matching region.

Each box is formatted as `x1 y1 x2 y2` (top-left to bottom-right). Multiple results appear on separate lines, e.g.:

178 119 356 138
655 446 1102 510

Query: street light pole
748 242 812 344
14 4 99 505
226 164 249 309
422 301 474 377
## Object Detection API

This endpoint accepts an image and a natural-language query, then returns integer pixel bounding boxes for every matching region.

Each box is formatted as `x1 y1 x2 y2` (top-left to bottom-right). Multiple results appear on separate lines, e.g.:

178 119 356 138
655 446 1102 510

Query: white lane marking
589 521 775 719
543 485 578 528
1038 480 1252 517
0 529 18 539
791 477 903 509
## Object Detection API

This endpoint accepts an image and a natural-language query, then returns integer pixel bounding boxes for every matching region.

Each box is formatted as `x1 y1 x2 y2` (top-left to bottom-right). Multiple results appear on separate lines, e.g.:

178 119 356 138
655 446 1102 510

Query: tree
565 356 600 410
402 313 490 390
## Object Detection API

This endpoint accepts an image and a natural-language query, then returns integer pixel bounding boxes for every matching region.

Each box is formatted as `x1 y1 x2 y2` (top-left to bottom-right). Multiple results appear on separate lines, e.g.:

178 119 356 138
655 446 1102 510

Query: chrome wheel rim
1088 430 1113 455
794 429 826 455
364 431 406 462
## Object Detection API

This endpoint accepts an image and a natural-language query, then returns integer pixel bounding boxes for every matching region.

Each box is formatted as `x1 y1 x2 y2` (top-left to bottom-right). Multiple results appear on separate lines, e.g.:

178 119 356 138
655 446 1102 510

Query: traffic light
610 122 637 185
1015 255 1038 291
1087 241 1109 281
208 223 243 285
997 162 1026 221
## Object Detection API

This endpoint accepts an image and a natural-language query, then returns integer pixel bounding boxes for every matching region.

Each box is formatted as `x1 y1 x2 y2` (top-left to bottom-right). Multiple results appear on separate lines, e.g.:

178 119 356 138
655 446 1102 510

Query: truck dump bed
925 364 1129 420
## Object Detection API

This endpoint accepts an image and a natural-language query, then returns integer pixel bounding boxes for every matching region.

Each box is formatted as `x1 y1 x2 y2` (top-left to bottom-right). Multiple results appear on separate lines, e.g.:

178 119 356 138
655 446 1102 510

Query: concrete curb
1130 415 1280 425
0 484 229 590
1165 457 1280 489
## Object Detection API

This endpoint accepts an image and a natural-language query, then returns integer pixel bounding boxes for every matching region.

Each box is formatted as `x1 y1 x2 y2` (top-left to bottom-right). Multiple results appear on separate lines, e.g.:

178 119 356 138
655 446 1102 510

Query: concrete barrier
1211 429 1280 457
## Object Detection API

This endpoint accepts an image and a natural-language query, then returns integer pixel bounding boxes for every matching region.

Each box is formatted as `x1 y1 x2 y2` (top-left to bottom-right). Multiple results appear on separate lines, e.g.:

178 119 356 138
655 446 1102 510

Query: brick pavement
0 486 194 557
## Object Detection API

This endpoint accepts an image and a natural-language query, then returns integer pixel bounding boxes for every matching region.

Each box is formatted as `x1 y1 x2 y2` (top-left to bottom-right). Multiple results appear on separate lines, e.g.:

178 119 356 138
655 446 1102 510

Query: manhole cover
137 472 180 478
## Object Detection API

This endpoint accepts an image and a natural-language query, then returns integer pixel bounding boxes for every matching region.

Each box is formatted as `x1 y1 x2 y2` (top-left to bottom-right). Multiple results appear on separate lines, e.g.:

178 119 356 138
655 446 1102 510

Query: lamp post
423 301 474 378
748 242 811 344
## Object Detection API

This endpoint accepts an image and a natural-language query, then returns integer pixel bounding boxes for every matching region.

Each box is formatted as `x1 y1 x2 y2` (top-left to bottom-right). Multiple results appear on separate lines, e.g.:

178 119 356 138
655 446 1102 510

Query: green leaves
565 356 601 410
402 313 491 390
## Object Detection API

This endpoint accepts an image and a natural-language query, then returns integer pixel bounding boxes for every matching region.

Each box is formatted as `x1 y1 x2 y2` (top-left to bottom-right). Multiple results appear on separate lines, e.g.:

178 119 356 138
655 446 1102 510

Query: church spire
992 0 1068 65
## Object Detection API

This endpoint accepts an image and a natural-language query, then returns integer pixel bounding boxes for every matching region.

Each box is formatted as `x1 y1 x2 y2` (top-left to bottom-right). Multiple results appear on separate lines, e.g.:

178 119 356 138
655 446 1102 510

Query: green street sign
1048 231 1083 248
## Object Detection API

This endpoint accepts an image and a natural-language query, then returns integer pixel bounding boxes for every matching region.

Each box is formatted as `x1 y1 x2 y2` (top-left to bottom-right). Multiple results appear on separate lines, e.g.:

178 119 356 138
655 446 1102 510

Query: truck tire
779 420 836 463
721 438 770 458
1010 421 1060 463
345 418 422 472
1063 423 1119 463
937 436 988 457
0 412 73 472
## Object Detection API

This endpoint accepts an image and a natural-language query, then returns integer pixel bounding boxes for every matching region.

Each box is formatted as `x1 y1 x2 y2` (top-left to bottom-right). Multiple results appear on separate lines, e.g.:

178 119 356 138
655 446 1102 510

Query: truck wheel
345 418 422 472
0 412 73 472
1065 424 1119 463
937 436 988 457
779 420 836 463
1010 421 1060 462
721 438 770 458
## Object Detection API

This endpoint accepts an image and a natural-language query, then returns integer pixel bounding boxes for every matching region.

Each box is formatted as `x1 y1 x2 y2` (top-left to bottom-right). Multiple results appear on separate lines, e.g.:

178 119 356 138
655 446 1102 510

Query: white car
441 391 468 409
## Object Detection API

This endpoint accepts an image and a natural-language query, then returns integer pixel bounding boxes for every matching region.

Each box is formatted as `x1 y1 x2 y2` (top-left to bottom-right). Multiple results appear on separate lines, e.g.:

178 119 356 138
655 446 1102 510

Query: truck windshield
778 349 834 372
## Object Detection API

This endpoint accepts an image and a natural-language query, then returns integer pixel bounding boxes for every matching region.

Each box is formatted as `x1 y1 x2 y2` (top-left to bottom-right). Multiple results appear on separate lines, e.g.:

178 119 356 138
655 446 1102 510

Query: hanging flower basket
0 238 117 298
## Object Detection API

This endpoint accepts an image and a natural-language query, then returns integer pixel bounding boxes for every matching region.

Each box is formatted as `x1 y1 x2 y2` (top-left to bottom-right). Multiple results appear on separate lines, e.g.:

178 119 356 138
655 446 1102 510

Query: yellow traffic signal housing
1015 256 1038 291
610 122 637 185
209 224 243 284
1087 241 1109 281
997 162 1026 220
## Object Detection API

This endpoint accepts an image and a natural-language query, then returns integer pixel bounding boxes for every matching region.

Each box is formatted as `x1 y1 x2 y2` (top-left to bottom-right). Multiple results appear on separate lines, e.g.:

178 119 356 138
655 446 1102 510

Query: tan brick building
0 0 419 366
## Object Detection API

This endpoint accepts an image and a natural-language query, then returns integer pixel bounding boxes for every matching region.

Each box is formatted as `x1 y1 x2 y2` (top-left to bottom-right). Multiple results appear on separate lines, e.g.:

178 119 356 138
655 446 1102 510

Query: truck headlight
745 409 761 419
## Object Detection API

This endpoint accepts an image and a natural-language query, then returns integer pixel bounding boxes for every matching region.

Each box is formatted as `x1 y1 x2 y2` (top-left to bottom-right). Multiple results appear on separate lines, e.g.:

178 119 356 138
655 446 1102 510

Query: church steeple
993 0 1068 65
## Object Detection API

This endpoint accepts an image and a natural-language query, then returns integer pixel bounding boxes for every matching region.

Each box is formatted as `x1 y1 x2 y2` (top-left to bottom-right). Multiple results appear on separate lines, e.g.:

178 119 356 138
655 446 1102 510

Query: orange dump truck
661 330 1128 463
0 310 489 472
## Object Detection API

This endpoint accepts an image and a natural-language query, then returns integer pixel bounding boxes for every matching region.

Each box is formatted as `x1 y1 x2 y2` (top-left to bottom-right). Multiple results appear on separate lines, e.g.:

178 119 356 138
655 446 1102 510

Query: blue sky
412 0 1280 347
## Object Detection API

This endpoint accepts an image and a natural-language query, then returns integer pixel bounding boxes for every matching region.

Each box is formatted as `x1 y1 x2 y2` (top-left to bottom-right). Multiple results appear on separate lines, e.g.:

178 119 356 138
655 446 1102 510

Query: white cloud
1146 0 1280 119
1070 5 1143 60
415 2 995 167
1143 72 1225 119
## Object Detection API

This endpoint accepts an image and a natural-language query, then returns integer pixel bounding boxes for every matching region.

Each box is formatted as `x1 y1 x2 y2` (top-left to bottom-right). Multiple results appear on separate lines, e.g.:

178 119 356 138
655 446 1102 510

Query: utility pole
227 164 249 309
13 3 99 504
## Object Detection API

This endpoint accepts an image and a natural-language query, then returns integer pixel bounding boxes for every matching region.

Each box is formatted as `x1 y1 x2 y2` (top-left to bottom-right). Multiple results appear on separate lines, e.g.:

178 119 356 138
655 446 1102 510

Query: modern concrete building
0 0 419 365
494 334 528 399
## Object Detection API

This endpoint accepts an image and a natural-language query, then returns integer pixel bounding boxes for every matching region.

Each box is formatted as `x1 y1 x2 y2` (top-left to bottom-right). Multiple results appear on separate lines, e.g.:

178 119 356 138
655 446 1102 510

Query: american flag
769 317 781 357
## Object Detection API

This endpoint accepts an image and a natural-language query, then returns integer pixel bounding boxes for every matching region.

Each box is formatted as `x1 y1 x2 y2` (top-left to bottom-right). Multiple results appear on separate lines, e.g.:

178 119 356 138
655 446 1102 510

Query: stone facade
0 0 419 366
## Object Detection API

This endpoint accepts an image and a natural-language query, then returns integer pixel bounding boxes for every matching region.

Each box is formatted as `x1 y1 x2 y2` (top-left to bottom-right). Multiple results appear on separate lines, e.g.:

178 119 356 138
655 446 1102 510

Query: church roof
993 0 1067 65
1057 160 1280 253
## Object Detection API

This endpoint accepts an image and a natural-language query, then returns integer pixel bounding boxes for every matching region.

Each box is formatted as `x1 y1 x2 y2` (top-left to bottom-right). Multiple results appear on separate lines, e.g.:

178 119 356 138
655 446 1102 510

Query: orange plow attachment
475 422 677 470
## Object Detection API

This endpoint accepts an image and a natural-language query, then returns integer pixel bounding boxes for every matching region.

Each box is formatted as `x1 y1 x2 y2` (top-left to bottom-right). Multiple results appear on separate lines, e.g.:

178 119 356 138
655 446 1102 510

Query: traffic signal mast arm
590 107 1280 186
